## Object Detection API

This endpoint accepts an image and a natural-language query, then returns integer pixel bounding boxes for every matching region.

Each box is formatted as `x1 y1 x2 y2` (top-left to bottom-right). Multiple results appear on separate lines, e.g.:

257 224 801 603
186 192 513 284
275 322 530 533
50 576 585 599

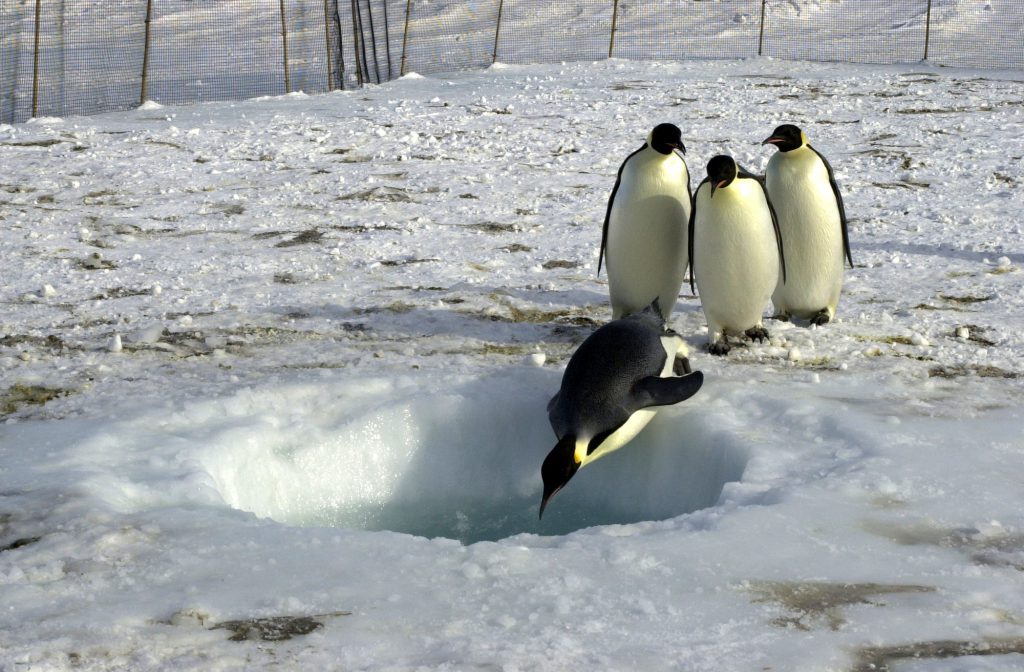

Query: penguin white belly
607 152 691 319
767 150 844 318
693 181 779 339
579 334 685 467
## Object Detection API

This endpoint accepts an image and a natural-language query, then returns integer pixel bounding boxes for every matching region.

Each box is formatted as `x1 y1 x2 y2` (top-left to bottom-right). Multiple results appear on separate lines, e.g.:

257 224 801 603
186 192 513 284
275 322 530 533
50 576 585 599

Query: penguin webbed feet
810 309 832 326
673 356 692 376
708 341 731 356
745 326 770 343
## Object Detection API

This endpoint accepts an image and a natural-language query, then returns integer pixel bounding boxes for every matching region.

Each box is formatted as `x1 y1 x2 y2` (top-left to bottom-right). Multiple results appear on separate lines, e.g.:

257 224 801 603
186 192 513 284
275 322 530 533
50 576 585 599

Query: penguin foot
810 309 832 326
745 326 770 343
673 356 692 375
708 341 731 356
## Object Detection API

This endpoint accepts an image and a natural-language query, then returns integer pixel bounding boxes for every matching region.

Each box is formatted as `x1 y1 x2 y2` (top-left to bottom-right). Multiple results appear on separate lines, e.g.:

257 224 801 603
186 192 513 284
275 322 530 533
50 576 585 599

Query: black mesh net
401 0 498 76
2 0 1022 124
145 0 285 106
612 1 761 61
1 1 37 124
62 2 148 117
761 0 926 65
927 2 1024 69
497 0 609 64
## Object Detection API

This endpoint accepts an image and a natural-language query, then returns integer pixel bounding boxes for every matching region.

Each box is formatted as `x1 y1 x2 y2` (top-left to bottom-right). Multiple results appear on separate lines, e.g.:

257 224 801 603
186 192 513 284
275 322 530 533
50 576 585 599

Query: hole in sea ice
199 370 750 544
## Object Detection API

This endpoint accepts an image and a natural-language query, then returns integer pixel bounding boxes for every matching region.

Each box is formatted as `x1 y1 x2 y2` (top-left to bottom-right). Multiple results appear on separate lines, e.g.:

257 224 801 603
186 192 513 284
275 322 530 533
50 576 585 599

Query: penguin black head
649 123 686 155
762 124 805 152
706 155 737 198
539 435 580 519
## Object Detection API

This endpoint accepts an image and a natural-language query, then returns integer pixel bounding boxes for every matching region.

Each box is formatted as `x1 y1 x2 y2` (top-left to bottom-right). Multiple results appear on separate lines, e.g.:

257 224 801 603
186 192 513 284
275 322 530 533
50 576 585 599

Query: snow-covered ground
2 56 1024 670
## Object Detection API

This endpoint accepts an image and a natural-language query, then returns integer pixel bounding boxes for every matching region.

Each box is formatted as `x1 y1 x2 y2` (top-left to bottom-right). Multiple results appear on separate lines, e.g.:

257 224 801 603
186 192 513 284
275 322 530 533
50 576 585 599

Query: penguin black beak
762 136 782 146
539 436 580 519
711 180 729 198
539 483 564 520
673 142 686 155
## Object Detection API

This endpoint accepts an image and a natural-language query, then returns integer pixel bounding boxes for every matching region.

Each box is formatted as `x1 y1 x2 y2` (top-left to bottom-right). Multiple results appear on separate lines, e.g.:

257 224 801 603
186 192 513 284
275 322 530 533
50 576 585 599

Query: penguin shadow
856 241 1024 266
345 372 750 544
269 287 615 350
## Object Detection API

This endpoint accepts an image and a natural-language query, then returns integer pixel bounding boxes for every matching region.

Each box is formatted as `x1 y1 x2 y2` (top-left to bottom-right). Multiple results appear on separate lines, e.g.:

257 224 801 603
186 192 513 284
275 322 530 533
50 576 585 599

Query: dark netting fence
2 0 1022 124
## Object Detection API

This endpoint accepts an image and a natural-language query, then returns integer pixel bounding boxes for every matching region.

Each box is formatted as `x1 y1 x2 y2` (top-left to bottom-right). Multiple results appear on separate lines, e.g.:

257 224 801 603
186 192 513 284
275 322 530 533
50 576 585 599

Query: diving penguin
762 124 853 325
599 123 691 320
539 300 704 518
688 155 786 356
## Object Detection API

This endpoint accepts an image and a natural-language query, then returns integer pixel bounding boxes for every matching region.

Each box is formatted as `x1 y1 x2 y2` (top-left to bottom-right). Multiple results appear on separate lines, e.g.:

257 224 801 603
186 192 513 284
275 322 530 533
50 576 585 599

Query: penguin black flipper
678 148 693 204
808 144 853 269
688 177 709 294
632 370 704 409
764 183 787 286
599 143 647 276
738 166 787 286
585 423 626 457
546 392 560 414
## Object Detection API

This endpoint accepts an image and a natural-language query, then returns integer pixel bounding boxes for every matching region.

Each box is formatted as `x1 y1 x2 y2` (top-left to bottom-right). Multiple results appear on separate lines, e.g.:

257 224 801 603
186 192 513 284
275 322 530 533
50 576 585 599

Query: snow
2 53 1024 671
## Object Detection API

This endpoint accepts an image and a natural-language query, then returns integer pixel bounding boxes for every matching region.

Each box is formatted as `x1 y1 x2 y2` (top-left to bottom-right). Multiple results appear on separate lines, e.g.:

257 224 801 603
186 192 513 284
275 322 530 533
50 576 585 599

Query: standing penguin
688 155 785 356
540 300 704 518
762 124 853 325
599 123 691 320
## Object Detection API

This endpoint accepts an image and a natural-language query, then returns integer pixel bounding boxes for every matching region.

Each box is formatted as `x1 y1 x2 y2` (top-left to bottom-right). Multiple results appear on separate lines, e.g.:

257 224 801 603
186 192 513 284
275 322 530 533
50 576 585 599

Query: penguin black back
548 308 667 439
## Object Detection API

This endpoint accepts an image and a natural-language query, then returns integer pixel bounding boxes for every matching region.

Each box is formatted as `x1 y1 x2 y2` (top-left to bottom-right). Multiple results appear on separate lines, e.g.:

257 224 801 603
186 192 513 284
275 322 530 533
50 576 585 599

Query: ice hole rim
197 371 752 544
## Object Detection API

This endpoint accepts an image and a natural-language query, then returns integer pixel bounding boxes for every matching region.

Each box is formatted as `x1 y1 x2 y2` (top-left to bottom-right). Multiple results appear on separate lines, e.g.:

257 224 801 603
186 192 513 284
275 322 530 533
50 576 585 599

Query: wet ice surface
2 56 1024 671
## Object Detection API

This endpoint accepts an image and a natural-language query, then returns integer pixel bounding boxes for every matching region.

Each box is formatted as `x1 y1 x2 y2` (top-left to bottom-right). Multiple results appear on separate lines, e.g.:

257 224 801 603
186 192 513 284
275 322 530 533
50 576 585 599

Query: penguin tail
643 298 663 320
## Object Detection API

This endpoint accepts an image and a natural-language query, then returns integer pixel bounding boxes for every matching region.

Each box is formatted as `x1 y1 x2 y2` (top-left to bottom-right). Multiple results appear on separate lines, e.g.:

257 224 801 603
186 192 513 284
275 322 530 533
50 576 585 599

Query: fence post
400 0 412 76
608 0 619 58
333 2 346 89
492 0 504 64
353 0 372 83
279 0 292 93
31 0 42 118
757 0 767 56
923 0 932 61
351 0 365 85
323 0 334 90
364 0 382 83
141 0 154 104
382 0 393 79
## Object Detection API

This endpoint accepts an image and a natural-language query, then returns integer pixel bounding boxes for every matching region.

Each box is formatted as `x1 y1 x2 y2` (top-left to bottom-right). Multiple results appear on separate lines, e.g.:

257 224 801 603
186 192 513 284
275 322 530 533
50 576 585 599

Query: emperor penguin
599 123 692 320
762 124 853 325
539 300 704 518
688 155 786 356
